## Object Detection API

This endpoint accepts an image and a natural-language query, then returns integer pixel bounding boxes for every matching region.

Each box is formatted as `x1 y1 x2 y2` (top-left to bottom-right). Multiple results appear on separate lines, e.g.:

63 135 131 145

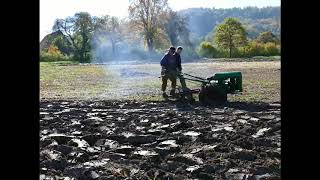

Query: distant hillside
178 6 280 41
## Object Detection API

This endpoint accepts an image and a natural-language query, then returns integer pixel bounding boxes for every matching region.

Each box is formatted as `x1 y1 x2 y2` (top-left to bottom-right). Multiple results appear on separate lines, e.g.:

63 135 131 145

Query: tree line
198 18 280 58
41 0 193 62
179 6 280 40
40 0 280 62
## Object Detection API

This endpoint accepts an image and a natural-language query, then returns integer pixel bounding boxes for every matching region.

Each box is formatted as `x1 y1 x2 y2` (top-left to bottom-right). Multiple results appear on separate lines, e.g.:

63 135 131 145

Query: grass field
40 62 113 100
40 59 280 103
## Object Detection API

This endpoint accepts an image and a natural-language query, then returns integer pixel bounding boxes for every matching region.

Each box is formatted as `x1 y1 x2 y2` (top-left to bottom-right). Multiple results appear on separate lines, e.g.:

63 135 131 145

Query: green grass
40 62 116 100
40 60 280 103
202 56 281 62
252 56 281 59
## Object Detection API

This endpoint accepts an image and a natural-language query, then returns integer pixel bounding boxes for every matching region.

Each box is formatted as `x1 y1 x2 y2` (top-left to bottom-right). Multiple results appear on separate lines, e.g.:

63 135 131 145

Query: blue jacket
160 53 182 71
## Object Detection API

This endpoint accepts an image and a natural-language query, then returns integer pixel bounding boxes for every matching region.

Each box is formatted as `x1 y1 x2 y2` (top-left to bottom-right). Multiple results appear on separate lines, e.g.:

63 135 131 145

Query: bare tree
128 0 170 52
163 10 193 48
94 16 122 57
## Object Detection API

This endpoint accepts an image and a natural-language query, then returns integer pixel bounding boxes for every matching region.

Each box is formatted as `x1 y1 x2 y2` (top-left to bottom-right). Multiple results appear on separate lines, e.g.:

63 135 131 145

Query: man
175 46 188 92
160 46 180 98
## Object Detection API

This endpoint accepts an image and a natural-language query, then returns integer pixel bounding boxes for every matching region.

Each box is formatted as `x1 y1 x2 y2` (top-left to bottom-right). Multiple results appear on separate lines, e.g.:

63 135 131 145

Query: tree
52 33 73 55
163 10 191 46
93 16 123 57
214 18 247 58
179 7 280 45
73 12 94 62
163 10 179 46
153 28 171 51
108 17 122 56
53 12 94 62
256 31 279 44
128 0 170 52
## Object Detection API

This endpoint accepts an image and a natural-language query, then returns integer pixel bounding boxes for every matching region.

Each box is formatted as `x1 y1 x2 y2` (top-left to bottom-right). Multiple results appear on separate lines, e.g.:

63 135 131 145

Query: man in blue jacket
160 46 180 98
175 46 188 92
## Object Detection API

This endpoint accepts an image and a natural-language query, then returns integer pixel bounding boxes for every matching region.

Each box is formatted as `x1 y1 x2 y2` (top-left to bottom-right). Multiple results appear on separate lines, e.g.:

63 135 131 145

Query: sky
40 0 280 41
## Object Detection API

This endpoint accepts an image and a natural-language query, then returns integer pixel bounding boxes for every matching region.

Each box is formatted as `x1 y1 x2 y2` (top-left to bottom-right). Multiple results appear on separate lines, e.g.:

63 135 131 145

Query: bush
230 48 245 58
40 46 73 62
236 47 249 58
197 41 219 58
244 41 280 57
196 40 281 59
264 42 280 56
246 41 266 57
40 51 73 62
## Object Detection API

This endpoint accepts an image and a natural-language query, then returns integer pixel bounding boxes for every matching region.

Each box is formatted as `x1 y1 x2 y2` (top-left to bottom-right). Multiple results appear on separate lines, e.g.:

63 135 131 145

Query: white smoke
90 31 166 65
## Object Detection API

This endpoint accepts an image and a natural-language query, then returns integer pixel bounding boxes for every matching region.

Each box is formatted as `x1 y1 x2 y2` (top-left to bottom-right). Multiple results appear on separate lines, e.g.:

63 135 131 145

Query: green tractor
177 71 243 103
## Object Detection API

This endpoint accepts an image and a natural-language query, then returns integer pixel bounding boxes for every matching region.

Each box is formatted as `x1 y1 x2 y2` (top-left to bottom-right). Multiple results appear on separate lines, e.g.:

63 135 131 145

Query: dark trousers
161 71 177 92
177 73 188 90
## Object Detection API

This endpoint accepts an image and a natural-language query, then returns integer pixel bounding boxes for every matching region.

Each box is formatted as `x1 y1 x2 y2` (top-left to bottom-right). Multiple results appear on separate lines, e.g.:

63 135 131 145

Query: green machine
178 71 243 103
207 71 243 93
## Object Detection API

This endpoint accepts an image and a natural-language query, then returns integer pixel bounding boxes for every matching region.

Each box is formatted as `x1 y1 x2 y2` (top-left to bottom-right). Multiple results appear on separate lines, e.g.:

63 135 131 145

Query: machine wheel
198 90 206 103
199 85 227 104
178 88 195 103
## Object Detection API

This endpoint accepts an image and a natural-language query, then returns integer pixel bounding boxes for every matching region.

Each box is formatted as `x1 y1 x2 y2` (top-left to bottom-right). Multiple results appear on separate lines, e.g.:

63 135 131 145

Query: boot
169 89 175 96
162 92 169 98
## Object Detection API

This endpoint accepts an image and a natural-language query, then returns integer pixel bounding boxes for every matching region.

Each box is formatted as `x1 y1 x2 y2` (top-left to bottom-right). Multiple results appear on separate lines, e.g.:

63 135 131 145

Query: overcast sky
40 0 280 41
